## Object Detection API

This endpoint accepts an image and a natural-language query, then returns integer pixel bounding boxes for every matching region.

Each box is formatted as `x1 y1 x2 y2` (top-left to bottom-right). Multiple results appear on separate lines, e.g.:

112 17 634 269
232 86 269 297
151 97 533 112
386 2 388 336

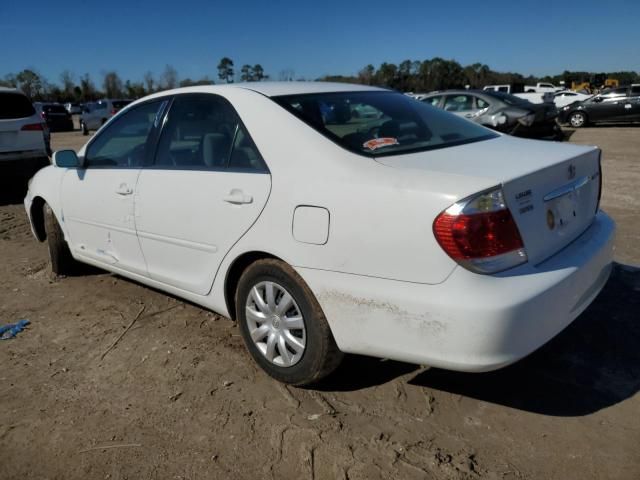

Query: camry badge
568 164 576 180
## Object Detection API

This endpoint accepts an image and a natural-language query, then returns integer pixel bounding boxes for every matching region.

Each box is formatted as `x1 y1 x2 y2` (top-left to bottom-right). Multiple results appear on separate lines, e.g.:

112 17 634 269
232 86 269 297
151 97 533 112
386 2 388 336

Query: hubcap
245 281 306 367
571 114 584 127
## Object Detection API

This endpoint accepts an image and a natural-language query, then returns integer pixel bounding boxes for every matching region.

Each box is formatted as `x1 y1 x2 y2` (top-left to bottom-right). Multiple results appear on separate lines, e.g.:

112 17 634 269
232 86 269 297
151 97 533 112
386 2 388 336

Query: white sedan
553 90 592 108
25 82 615 385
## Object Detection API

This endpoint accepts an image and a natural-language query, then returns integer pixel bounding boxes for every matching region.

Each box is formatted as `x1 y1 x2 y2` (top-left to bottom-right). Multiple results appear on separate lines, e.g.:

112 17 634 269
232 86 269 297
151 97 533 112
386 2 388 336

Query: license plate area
549 190 578 229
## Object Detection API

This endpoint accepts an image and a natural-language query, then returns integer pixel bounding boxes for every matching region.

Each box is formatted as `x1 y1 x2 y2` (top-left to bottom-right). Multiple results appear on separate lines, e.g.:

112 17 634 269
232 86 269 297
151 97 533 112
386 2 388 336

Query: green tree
240 64 254 82
16 69 44 99
217 57 234 83
252 64 267 81
357 64 375 85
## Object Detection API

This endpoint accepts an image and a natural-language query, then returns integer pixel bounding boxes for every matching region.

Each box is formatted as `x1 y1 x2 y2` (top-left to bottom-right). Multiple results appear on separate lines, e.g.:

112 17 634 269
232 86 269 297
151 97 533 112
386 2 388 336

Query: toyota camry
24 82 615 385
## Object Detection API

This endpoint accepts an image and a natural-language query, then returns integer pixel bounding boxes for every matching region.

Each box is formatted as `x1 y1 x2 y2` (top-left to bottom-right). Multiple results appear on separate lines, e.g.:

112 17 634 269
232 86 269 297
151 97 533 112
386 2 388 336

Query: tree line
324 58 640 92
1 56 638 103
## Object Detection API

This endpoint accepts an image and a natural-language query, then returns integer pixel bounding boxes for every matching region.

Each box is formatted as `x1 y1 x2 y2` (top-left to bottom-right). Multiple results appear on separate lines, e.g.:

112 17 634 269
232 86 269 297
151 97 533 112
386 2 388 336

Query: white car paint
25 82 615 373
553 90 592 108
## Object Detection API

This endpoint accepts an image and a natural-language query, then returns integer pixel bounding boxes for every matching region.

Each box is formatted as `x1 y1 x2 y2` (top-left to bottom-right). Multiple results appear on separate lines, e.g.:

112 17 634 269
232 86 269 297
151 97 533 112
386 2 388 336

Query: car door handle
115 183 133 195
223 189 253 205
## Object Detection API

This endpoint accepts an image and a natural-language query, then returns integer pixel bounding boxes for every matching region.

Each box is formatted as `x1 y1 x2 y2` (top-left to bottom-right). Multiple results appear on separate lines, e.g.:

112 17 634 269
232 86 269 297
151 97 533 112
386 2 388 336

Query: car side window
443 95 474 112
476 98 490 109
422 96 442 107
84 101 163 168
154 94 266 172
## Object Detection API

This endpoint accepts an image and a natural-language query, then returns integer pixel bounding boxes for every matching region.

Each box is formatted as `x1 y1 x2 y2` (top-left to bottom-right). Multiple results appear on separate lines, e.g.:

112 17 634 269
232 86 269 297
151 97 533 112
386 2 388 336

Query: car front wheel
236 259 343 385
569 111 587 128
43 203 76 276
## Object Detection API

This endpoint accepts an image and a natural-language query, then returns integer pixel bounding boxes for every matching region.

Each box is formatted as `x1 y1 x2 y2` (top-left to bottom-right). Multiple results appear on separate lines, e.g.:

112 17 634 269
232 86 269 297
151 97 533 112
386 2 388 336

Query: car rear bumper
0 149 49 163
297 211 615 372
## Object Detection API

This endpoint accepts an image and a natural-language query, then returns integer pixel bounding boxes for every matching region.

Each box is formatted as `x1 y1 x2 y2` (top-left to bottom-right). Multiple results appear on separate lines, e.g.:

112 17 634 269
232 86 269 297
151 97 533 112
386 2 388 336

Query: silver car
420 90 563 140
80 99 132 135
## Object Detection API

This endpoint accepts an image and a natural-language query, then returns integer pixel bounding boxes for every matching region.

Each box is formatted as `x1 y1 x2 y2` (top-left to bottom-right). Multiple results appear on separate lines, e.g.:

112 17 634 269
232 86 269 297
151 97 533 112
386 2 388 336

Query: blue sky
1 0 638 85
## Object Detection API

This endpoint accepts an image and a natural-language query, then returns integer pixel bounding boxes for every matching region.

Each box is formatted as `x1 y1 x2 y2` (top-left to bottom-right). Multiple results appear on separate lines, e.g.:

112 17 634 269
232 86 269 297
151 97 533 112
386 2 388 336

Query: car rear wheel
569 111 587 128
44 203 76 276
236 259 343 385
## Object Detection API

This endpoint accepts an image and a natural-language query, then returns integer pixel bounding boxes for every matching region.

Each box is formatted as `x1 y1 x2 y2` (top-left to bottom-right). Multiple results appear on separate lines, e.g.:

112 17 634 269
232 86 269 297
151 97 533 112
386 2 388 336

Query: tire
43 203 76 276
236 259 343 385
81 121 88 136
569 111 587 128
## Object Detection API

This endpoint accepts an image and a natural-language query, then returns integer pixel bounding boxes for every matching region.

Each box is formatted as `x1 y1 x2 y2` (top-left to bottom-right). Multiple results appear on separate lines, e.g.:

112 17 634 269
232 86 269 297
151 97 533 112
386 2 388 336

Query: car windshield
482 91 531 106
0 92 35 119
272 91 497 157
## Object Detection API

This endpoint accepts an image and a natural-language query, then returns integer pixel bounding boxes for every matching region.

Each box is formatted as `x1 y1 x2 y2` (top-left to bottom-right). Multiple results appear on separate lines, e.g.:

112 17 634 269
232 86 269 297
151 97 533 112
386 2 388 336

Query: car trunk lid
375 135 602 266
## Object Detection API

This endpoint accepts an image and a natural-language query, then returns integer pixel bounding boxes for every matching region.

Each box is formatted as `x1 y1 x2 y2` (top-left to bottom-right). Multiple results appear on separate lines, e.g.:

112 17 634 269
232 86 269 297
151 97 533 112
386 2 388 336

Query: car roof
234 81 386 97
146 82 387 99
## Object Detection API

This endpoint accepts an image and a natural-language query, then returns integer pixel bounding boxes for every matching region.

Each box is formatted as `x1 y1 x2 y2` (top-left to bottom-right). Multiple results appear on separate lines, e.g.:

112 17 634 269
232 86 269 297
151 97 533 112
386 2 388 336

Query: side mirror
53 150 83 168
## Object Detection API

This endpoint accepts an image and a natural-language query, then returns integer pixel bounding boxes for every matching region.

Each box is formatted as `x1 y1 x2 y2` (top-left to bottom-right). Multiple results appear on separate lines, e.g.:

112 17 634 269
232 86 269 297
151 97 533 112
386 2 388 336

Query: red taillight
111 108 118 115
434 210 524 259
433 188 528 274
21 123 44 131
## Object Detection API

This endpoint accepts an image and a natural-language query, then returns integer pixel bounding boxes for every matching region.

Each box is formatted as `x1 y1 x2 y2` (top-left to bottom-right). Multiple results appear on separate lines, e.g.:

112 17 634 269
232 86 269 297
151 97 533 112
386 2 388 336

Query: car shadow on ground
319 264 639 417
407 263 640 417
0 182 28 207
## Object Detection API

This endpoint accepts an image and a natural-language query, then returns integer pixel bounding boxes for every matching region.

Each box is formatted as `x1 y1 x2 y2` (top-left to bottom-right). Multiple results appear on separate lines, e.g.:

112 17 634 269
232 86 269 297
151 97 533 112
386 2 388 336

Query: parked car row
79 99 132 135
420 89 563 140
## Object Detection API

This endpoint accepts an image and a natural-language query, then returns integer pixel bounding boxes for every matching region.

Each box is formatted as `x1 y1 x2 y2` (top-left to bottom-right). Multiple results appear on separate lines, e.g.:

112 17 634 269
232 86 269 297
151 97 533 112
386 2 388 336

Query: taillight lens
21 123 44 131
111 109 118 115
433 188 528 274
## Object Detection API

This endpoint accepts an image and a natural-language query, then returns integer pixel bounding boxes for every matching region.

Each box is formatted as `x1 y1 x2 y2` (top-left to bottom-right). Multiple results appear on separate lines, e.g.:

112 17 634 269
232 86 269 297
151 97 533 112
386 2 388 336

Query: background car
553 90 592 108
26 83 613 386
421 89 563 139
64 102 82 115
80 99 132 135
559 85 640 127
0 88 50 184
33 102 74 132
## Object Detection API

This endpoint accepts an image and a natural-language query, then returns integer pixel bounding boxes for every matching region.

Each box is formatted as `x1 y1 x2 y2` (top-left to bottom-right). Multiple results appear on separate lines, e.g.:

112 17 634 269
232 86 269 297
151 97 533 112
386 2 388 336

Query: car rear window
272 91 497 157
43 104 68 114
0 92 36 119
112 100 132 109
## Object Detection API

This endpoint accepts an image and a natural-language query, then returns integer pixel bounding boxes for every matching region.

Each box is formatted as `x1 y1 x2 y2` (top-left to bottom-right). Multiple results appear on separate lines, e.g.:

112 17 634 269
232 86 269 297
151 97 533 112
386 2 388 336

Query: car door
587 88 629 122
629 86 640 120
134 93 271 295
61 99 166 276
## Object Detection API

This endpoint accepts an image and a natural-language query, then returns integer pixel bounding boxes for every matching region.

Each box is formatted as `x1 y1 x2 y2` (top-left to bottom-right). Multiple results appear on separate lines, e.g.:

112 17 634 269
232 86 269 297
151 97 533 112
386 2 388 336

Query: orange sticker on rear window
363 137 399 151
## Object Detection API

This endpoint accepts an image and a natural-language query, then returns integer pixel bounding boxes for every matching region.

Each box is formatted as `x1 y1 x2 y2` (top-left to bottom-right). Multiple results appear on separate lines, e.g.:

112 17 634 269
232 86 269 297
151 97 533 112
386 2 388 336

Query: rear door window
0 92 36 119
154 94 266 172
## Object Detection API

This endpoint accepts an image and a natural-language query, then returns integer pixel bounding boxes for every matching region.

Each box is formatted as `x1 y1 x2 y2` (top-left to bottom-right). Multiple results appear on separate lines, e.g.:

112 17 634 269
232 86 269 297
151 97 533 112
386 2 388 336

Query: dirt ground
1 127 639 480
